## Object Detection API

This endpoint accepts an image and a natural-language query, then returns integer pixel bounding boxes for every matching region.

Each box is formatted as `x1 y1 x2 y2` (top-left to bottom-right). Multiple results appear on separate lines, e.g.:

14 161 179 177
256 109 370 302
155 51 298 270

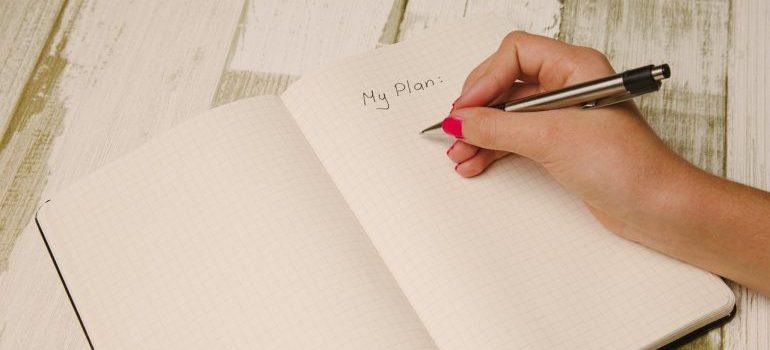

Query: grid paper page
282 17 735 349
37 96 438 350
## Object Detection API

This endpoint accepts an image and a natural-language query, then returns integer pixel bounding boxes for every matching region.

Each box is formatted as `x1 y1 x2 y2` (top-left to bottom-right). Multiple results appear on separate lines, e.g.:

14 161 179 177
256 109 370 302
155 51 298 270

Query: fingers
445 141 509 177
446 140 479 163
461 54 494 95
445 31 617 177
460 55 538 96
444 106 566 162
487 82 542 106
455 149 509 178
454 31 615 110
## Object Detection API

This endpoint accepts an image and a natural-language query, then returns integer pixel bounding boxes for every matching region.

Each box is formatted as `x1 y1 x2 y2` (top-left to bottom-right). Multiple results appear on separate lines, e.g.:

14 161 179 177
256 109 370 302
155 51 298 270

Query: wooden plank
0 0 245 348
397 0 561 42
560 0 729 176
0 0 64 131
558 1 730 349
212 0 395 106
226 0 394 76
0 0 65 268
213 0 563 107
723 0 770 348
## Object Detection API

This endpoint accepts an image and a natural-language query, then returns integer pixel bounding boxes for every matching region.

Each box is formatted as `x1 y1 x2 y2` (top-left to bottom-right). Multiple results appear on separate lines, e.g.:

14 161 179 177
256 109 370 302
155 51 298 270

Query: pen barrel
498 64 669 112
500 75 627 112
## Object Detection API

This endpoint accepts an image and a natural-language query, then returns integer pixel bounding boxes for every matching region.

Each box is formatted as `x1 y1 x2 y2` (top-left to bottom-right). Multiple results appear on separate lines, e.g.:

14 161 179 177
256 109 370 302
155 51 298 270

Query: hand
443 31 770 296
444 31 691 238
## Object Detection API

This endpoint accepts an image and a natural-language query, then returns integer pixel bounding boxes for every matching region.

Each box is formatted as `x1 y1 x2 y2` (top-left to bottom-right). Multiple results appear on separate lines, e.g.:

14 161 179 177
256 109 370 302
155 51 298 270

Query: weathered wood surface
724 0 770 348
0 0 65 271
0 0 766 349
0 0 63 131
0 0 244 348
212 0 394 105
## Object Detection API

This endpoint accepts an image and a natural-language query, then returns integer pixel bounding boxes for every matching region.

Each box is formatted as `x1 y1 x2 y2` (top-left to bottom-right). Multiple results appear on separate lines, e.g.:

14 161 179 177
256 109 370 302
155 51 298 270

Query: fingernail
454 163 460 171
441 115 463 138
446 140 458 155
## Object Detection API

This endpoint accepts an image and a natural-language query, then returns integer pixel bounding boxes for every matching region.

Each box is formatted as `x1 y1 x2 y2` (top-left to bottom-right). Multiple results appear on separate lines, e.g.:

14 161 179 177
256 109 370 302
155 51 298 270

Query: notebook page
37 96 437 350
282 18 735 349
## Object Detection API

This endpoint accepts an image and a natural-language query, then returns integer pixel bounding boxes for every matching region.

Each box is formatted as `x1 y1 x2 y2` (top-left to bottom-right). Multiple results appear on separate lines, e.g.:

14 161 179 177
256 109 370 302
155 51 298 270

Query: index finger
454 31 614 109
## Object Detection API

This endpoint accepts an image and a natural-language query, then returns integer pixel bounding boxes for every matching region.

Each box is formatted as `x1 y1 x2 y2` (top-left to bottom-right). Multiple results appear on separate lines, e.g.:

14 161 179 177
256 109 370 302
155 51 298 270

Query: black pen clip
580 91 640 109
581 79 662 109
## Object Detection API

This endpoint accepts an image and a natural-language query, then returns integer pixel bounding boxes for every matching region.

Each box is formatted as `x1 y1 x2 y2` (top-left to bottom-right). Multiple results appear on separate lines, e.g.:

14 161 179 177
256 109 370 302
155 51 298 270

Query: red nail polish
442 115 463 138
446 140 458 155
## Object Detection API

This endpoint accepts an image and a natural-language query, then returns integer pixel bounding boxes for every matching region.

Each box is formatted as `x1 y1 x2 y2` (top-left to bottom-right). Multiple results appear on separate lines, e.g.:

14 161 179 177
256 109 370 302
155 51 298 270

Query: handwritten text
362 76 444 110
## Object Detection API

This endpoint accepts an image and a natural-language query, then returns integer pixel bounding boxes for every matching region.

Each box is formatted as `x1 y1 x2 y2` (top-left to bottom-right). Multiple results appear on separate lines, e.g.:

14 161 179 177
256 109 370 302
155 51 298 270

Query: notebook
36 17 735 349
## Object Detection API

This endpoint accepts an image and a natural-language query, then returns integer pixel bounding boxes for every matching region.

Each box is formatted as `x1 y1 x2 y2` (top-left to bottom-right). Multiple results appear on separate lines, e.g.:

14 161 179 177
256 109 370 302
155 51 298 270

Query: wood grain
724 0 770 348
559 1 730 349
0 1 244 348
0 0 65 270
0 0 64 131
560 0 729 176
211 0 396 106
225 0 394 76
397 0 561 42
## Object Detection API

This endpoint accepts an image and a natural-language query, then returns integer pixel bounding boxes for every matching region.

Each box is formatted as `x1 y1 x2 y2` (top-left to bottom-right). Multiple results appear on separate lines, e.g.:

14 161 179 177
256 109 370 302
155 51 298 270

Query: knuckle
502 30 528 45
575 46 612 66
559 46 613 79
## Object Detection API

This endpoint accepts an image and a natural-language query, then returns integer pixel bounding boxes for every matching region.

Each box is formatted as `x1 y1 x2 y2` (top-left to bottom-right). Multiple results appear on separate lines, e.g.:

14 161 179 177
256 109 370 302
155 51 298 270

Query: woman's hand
444 31 770 296
444 31 690 238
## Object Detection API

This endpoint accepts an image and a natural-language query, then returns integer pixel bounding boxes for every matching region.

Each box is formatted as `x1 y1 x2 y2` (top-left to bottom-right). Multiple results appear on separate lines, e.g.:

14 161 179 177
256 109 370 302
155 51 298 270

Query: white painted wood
212 0 402 105
226 0 394 75
0 1 244 348
0 0 63 130
560 0 729 176
724 0 770 348
0 0 64 270
397 0 561 41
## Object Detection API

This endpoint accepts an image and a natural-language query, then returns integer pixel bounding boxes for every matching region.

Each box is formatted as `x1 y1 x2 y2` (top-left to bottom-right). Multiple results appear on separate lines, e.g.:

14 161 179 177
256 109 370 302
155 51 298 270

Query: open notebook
37 18 734 349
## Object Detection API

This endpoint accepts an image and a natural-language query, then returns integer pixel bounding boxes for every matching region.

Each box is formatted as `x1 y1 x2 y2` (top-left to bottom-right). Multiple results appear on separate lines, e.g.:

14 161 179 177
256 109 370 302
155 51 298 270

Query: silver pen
420 64 670 134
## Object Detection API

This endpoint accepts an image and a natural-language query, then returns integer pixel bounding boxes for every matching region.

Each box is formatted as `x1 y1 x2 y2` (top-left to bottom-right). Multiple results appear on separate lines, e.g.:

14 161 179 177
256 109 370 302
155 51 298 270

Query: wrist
623 154 711 243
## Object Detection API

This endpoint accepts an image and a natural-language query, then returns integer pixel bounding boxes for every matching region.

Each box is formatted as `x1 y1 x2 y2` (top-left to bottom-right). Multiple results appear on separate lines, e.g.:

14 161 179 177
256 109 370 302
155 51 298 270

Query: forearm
627 161 770 295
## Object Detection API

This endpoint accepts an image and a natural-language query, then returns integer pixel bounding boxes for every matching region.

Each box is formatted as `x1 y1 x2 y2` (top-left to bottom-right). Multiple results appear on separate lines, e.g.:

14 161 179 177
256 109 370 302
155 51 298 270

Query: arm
631 163 770 295
442 31 770 296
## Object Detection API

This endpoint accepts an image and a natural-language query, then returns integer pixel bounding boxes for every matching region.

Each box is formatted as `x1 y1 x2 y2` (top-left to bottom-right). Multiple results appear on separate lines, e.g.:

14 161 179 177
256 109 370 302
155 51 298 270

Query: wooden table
0 0 767 348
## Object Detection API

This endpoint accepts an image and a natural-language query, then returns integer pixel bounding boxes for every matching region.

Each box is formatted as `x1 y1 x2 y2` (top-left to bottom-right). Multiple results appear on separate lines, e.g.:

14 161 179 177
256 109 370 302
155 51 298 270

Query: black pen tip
420 122 443 135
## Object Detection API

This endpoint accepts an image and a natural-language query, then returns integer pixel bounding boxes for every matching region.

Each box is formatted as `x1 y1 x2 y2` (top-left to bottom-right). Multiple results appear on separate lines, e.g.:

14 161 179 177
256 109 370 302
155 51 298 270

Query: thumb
442 107 563 161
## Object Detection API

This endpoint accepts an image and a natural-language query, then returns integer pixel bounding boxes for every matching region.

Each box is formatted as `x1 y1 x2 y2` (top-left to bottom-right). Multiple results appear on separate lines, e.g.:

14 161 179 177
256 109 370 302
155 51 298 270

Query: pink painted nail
441 115 463 138
446 140 458 155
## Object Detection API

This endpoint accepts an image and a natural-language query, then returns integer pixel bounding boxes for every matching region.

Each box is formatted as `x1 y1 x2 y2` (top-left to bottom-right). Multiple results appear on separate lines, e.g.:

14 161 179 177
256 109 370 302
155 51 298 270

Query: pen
420 64 670 134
